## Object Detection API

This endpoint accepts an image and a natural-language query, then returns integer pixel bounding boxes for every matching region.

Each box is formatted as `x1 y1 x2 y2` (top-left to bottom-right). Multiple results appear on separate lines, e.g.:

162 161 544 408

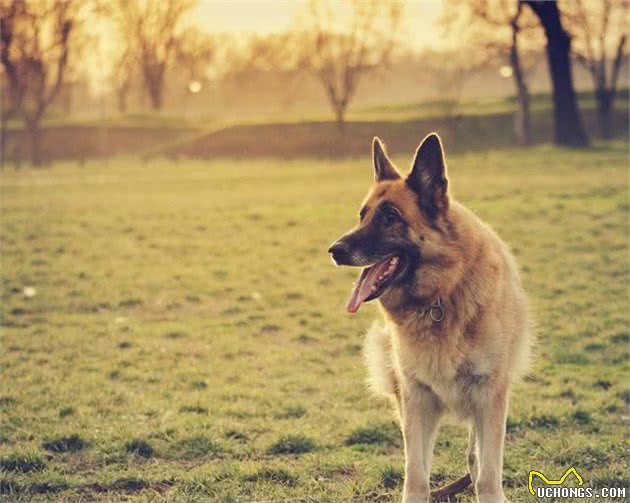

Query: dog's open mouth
346 255 402 313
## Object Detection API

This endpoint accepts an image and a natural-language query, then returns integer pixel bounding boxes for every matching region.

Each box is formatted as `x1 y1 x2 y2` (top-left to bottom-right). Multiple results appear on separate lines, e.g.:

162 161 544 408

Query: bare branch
610 34 627 96
572 49 596 73
42 4 74 110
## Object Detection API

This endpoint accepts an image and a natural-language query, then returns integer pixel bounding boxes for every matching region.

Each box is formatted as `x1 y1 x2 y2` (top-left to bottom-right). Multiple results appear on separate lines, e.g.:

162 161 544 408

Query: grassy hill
155 106 627 159
3 91 628 164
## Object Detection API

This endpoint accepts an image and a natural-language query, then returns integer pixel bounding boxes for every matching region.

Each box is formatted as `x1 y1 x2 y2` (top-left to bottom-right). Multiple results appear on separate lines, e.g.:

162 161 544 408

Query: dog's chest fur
390 318 492 417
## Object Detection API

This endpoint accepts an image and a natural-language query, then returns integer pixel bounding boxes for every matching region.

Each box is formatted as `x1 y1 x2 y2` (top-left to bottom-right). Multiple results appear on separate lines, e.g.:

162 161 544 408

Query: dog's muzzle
328 240 353 266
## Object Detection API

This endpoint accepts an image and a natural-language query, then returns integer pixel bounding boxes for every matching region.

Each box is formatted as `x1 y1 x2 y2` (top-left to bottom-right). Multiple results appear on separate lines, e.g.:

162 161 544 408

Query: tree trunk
595 89 614 139
24 117 42 167
145 69 164 110
117 86 129 113
524 1 588 147
510 26 531 146
334 104 346 133
0 115 7 170
148 82 163 110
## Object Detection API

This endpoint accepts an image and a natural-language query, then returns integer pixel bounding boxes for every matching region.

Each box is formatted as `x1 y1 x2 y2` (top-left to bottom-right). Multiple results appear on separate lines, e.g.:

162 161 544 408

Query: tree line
1 0 627 165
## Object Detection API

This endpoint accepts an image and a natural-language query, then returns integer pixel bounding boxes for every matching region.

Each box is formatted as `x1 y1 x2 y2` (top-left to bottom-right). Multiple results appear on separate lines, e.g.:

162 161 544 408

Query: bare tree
564 0 628 139
298 0 402 131
110 0 196 110
442 0 540 146
1 0 82 166
524 1 589 147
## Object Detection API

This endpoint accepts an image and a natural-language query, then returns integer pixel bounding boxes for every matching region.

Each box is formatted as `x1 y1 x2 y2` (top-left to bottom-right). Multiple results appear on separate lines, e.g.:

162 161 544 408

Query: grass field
1 144 628 502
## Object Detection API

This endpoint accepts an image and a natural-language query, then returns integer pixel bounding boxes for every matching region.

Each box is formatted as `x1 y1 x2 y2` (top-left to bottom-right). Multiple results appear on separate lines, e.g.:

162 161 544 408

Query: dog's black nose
328 241 351 265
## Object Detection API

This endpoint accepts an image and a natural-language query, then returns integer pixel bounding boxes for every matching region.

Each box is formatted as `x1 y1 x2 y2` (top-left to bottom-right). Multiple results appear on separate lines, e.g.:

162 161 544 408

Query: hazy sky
89 0 447 93
192 0 446 50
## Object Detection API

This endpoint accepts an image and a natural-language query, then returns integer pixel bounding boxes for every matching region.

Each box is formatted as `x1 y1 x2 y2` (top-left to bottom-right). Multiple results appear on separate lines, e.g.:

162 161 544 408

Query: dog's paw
401 496 429 503
475 493 507 503
401 490 430 503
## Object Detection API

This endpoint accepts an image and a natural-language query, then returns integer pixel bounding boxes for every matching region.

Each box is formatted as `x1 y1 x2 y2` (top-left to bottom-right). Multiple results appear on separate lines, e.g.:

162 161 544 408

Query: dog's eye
383 208 401 225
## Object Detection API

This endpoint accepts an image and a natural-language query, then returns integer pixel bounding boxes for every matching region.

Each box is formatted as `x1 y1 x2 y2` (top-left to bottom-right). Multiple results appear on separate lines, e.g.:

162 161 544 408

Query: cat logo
528 467 584 496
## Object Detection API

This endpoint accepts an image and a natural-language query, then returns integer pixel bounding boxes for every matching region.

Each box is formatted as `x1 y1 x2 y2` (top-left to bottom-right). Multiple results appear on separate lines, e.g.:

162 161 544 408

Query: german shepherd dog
328 134 530 503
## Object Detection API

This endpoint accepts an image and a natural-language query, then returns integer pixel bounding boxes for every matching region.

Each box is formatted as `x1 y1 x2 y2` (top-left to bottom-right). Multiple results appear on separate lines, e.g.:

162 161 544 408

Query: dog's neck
378 267 457 325
379 204 487 327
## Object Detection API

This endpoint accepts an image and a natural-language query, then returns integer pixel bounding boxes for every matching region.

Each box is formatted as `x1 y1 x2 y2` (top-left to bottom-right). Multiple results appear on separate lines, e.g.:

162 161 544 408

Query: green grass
0 144 628 502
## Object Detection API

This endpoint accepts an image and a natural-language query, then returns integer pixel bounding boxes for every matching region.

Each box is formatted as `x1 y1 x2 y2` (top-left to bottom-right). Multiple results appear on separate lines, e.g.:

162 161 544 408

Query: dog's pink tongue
346 258 391 314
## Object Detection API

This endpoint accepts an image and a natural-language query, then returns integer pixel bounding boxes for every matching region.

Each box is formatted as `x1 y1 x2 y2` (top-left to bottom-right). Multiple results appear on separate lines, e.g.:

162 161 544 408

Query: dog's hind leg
467 424 479 485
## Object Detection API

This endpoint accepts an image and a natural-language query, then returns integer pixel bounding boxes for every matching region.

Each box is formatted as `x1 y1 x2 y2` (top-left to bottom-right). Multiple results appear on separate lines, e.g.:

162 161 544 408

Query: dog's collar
423 297 445 323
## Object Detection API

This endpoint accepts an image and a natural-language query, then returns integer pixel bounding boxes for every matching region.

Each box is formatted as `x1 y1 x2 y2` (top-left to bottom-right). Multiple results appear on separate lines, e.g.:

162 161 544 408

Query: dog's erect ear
407 133 449 218
373 137 400 182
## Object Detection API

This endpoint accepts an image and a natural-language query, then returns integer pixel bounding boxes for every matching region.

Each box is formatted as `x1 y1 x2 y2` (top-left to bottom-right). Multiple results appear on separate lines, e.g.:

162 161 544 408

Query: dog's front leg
472 385 509 503
400 382 444 503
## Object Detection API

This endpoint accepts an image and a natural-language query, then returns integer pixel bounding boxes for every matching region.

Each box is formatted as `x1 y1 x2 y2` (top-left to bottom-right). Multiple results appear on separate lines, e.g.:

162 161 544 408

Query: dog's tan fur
335 134 531 503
